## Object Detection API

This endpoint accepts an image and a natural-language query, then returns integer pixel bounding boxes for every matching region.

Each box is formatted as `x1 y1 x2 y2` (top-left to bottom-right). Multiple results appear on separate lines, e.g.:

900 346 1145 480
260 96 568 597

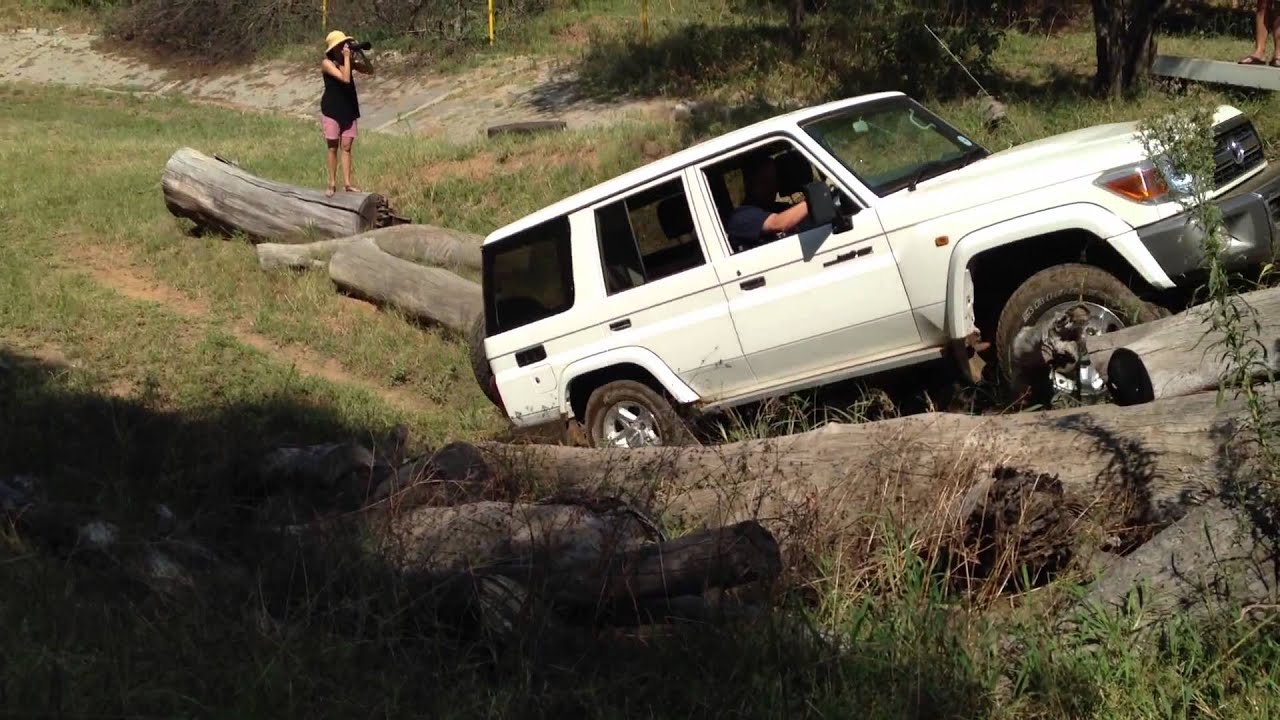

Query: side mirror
803 180 853 233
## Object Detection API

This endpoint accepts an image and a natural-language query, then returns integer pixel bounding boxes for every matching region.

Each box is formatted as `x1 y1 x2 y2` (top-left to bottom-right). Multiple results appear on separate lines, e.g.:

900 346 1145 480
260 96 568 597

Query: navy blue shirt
727 202 791 252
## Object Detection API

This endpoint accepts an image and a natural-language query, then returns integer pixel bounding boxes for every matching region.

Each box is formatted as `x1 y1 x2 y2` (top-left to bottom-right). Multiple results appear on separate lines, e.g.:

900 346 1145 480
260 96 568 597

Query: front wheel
995 263 1161 405
583 380 693 449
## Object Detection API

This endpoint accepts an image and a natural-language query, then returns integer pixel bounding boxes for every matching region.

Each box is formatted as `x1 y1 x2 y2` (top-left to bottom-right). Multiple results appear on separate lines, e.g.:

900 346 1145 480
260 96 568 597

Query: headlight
1094 161 1171 204
1154 156 1195 195
1094 157 1196 204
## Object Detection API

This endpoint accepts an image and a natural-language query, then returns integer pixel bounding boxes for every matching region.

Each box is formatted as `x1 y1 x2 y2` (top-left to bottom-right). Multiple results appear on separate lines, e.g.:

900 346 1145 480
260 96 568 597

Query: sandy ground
4 28 672 144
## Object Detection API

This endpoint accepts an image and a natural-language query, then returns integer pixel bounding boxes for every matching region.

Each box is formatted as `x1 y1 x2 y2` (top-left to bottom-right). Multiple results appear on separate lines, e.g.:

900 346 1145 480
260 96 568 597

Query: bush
107 0 553 62
578 0 1007 104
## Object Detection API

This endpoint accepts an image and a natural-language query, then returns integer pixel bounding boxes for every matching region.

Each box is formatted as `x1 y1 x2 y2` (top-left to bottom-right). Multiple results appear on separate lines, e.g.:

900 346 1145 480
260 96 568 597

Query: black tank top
320 68 360 129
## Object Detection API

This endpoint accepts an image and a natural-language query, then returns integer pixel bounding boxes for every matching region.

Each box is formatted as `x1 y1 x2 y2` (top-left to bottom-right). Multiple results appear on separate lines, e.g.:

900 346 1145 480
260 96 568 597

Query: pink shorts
322 116 358 141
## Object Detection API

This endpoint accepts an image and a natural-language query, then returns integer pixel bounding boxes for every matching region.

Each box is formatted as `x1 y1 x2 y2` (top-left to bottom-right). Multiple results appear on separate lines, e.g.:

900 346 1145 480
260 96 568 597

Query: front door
693 136 921 386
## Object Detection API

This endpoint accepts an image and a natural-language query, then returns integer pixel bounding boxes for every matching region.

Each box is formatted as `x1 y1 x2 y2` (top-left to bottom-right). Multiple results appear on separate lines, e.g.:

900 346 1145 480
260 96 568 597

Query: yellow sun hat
325 30 353 52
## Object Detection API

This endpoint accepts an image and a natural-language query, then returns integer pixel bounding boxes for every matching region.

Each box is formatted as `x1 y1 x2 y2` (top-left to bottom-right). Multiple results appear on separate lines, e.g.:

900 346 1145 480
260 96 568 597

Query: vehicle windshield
801 97 986 197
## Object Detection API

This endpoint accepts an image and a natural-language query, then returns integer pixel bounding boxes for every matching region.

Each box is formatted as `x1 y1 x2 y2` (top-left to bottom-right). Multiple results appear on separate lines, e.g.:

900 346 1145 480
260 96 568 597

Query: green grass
6 13 1280 717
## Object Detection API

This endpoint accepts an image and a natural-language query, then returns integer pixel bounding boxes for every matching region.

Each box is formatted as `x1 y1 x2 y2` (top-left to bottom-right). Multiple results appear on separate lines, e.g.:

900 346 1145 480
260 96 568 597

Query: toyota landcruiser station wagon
475 91 1280 448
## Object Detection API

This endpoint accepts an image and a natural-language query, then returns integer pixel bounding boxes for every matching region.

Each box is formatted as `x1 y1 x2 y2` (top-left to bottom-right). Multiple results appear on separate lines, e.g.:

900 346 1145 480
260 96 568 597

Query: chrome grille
1212 116 1265 189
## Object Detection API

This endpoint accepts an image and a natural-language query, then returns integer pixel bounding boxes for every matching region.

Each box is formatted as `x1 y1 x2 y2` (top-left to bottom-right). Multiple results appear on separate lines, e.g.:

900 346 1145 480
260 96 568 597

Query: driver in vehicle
726 152 812 253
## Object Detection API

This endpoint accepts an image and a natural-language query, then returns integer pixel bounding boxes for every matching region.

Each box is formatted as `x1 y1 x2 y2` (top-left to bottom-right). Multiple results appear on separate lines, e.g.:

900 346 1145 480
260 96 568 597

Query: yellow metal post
641 0 649 43
489 0 495 45
322 0 327 30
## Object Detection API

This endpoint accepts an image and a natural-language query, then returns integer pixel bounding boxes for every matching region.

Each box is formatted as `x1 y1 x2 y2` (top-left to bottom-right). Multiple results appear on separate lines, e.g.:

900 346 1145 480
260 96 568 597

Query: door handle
609 318 631 331
822 246 872 268
740 277 766 291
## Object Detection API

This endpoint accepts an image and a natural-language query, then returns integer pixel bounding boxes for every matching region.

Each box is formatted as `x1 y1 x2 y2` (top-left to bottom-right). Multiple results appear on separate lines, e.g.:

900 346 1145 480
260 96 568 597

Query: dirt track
4 28 671 144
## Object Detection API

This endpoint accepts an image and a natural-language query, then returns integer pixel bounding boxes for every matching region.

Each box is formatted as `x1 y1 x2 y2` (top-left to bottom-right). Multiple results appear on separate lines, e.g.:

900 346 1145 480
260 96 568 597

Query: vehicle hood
873 120 1150 232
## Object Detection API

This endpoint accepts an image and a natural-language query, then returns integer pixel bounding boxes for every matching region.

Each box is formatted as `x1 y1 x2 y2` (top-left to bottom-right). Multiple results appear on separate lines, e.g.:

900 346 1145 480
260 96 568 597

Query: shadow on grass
0 347 1011 718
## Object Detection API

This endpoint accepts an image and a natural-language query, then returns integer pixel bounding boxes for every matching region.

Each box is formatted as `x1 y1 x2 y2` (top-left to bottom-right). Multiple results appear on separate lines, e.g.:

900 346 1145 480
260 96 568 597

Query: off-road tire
996 263 1161 403
468 312 501 409
583 380 694 448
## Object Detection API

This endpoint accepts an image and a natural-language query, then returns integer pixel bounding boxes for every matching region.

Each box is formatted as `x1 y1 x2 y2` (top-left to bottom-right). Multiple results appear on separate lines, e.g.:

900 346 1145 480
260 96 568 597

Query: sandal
1239 55 1267 65
344 184 361 193
325 184 336 197
1270 58 1280 67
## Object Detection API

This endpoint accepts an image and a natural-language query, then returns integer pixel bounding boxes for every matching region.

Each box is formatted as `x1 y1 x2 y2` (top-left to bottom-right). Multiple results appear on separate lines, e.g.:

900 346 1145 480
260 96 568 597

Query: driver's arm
762 201 809 234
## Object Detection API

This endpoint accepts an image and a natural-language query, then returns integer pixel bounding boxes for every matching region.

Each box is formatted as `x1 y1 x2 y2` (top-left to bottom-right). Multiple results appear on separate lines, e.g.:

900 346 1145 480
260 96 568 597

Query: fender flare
943 203 1175 339
558 347 699 417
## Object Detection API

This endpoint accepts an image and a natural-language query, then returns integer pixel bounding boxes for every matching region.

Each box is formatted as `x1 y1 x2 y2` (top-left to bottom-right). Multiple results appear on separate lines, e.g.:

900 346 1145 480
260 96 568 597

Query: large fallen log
1087 286 1280 405
475 390 1263 559
328 238 482 334
1010 286 1280 406
162 147 403 241
256 224 484 274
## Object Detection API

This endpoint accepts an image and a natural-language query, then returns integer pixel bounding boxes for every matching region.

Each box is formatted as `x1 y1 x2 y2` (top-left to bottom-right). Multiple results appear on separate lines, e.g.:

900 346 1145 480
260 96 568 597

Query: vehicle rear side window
595 177 706 295
482 215 574 336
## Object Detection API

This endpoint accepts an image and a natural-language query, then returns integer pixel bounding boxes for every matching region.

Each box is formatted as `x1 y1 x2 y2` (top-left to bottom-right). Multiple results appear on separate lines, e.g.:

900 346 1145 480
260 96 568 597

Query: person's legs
322 116 340 196
1268 0 1280 62
1241 0 1270 63
341 121 359 192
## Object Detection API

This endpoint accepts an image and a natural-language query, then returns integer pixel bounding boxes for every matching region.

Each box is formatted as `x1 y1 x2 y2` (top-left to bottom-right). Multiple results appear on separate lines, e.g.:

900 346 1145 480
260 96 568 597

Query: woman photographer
320 30 374 196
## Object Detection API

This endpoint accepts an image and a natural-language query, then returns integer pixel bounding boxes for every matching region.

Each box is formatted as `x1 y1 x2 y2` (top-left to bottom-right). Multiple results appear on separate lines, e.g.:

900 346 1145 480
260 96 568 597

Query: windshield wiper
906 146 987 192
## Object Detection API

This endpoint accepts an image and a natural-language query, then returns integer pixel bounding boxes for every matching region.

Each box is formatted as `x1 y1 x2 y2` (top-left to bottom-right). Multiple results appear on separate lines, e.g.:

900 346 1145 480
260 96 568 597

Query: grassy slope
4 5 1280 716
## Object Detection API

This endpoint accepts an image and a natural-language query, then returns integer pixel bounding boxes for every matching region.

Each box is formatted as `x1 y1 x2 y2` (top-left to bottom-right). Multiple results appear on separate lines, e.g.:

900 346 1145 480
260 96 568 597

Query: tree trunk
161 147 401 242
257 224 484 274
1092 0 1168 97
327 238 483 334
478 391 1263 554
1083 286 1280 405
787 0 806 57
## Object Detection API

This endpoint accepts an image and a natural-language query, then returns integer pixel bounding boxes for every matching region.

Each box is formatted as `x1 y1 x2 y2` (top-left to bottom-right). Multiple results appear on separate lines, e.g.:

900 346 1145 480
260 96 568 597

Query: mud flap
951 330 990 384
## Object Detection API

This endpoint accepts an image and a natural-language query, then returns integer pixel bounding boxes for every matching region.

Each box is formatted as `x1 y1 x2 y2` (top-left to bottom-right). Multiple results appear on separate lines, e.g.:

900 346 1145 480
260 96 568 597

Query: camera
346 38 373 52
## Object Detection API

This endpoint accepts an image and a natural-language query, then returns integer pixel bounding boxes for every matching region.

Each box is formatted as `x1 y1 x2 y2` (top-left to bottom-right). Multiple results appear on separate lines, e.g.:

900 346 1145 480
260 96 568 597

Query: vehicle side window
595 177 706 295
482 215 575 336
702 138 857 255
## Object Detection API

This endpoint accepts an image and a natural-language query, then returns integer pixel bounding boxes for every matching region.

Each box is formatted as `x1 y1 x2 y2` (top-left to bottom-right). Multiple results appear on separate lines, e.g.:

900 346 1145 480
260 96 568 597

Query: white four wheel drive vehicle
472 91 1280 448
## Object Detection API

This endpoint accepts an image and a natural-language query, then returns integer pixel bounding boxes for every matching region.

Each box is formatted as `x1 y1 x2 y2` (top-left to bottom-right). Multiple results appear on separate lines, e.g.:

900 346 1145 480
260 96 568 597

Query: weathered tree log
1082 286 1280 405
328 238 482 334
1059 497 1279 644
162 147 396 241
256 224 484 274
476 391 1264 554
384 501 654 576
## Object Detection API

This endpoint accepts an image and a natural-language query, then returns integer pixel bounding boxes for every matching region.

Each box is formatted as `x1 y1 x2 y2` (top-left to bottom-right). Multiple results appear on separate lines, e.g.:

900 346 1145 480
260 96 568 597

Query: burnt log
327 238 482 334
256 224 484 274
161 147 398 241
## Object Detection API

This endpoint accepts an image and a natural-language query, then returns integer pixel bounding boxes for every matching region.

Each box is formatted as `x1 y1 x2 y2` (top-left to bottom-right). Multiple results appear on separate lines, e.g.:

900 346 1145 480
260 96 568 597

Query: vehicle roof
482 91 907 245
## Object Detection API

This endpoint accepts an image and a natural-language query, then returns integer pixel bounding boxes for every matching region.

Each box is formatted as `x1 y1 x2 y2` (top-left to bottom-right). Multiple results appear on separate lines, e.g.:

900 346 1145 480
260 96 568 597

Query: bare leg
341 136 360 192
326 139 339 197
1242 0 1270 62
1269 0 1280 62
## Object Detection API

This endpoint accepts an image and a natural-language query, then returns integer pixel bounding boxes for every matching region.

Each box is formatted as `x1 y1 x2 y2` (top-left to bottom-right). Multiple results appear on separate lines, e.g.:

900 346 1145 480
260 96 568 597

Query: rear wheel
583 380 693 449
995 263 1161 405
468 312 501 409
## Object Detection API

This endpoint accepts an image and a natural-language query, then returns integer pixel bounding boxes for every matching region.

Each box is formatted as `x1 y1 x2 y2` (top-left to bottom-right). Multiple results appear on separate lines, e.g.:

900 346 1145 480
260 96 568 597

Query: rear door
579 172 755 400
